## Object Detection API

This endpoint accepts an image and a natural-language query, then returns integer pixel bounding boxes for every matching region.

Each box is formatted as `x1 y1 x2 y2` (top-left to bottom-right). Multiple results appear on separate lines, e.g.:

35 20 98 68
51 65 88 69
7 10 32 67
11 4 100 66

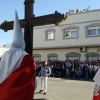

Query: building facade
0 44 10 57
33 9 100 62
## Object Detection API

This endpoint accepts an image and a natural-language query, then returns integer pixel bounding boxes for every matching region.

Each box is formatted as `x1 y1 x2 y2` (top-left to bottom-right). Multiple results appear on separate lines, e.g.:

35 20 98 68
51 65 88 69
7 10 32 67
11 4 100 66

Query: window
49 56 57 61
68 57 79 61
33 54 41 62
45 28 56 41
98 29 100 35
47 53 58 61
64 29 78 38
87 29 96 36
34 56 41 62
65 52 81 61
87 56 97 62
87 26 100 36
85 52 99 62
88 30 92 35
47 31 54 39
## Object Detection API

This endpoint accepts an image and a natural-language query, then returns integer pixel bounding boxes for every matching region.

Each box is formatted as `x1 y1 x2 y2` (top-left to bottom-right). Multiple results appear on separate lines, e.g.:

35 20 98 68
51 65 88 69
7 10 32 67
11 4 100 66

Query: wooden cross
0 0 67 55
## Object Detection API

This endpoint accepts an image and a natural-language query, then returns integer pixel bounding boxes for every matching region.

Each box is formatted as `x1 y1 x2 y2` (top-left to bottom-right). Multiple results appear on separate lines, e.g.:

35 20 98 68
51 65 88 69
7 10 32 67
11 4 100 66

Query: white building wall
0 44 10 57
0 48 9 57
33 23 100 48
33 48 80 61
33 10 100 48
61 10 100 24
32 10 100 61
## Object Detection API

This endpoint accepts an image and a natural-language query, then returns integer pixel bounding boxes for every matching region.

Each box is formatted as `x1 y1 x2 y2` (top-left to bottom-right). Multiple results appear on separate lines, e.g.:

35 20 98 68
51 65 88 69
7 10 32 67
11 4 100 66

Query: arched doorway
65 52 81 61
47 53 58 61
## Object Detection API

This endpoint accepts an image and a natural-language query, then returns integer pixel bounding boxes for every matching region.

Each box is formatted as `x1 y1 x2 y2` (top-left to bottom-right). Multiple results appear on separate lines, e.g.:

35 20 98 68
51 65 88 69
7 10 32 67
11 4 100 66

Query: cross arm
29 11 67 26
0 11 67 31
0 20 26 31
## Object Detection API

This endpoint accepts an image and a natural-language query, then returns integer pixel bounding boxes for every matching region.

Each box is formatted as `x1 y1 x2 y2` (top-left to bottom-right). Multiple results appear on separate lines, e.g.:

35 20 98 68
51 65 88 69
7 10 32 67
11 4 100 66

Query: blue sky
0 0 100 44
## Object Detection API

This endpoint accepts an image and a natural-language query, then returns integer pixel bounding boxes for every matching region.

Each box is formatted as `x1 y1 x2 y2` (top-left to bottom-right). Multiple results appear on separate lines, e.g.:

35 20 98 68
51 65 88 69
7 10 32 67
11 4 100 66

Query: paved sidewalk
34 78 95 100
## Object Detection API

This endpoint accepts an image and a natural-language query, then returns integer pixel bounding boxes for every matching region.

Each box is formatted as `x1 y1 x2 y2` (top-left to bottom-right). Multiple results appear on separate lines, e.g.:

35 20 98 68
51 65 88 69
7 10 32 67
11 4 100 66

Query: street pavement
34 77 95 100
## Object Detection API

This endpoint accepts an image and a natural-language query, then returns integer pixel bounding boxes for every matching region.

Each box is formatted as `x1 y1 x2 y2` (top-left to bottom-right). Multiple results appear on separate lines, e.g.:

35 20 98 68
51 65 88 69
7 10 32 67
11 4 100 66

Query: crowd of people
35 60 100 80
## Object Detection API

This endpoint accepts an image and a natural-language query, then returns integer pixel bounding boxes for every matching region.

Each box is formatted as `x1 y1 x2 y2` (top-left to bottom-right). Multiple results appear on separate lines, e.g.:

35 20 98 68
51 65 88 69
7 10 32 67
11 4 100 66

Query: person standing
0 11 35 100
38 61 51 95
